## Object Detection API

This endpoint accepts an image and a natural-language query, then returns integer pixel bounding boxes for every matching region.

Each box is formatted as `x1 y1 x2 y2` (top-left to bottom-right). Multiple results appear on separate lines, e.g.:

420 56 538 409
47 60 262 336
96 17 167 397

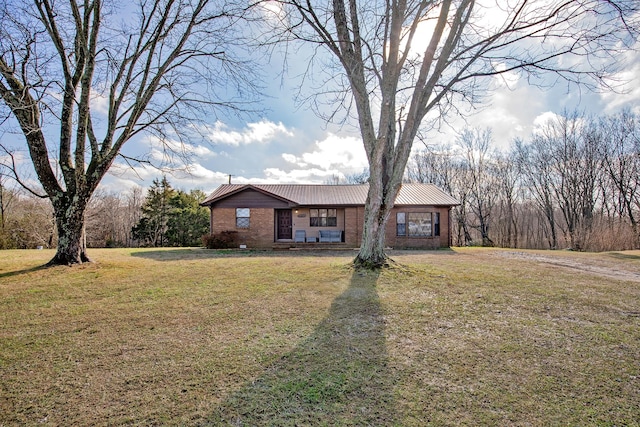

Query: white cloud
243 132 368 184
104 161 231 193
107 162 158 182
600 45 640 114
282 153 304 165
204 120 294 146
491 63 520 89
262 167 344 184
283 133 367 170
533 111 561 129
135 134 217 166
170 164 232 190
420 77 549 151
98 176 145 193
90 89 109 115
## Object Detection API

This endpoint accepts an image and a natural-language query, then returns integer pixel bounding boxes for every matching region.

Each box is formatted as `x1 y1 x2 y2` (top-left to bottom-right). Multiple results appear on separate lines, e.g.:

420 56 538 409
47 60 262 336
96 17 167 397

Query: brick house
200 183 459 249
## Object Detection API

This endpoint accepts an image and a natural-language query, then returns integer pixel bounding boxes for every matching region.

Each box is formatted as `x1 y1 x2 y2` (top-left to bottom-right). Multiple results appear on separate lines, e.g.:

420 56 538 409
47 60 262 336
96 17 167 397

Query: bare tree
515 135 560 249
407 144 456 191
324 168 370 184
538 111 600 250
458 127 496 246
0 173 12 230
599 110 640 241
269 0 639 267
493 150 520 248
0 0 259 264
2 190 55 249
406 145 472 245
123 186 144 247
85 187 143 248
346 168 370 184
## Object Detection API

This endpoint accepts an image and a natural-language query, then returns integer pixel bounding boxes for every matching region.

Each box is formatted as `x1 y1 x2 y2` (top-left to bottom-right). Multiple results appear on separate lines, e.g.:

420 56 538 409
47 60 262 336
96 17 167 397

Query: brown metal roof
394 183 460 206
201 183 459 207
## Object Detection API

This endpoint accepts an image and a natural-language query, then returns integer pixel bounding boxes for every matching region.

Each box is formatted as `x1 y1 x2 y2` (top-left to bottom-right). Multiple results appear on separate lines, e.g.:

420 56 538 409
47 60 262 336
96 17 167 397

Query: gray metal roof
201 183 459 207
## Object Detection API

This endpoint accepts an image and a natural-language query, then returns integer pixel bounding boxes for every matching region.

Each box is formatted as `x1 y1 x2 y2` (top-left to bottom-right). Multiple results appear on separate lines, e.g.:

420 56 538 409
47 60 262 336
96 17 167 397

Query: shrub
202 231 239 249
0 230 16 249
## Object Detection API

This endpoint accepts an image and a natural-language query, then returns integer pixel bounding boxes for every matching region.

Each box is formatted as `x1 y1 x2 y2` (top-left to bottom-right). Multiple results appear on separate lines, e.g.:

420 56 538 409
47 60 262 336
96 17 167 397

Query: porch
272 241 355 251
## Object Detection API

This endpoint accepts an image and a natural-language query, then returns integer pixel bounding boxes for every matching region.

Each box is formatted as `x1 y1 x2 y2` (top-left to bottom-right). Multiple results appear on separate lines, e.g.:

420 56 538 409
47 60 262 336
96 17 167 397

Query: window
408 213 432 237
397 212 406 236
310 208 337 227
236 208 250 228
396 211 441 237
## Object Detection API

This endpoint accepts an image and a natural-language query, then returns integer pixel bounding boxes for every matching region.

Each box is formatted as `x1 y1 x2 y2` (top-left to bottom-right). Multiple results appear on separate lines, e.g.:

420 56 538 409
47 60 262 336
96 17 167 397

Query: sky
3 2 640 197
104 65 638 196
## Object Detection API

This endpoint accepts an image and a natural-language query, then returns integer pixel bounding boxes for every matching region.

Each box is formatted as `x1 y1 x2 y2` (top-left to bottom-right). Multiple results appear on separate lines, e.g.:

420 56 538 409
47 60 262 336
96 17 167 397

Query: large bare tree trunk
48 192 92 265
1 1 258 266
355 183 394 268
49 206 90 265
279 0 635 266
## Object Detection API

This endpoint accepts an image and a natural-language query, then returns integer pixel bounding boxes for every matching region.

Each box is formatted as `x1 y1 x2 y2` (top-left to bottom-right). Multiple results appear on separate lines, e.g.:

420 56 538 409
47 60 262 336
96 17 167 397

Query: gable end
209 188 293 209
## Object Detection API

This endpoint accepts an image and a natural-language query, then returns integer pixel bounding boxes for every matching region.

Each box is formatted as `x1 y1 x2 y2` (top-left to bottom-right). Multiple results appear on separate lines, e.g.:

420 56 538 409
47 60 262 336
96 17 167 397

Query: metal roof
201 183 459 207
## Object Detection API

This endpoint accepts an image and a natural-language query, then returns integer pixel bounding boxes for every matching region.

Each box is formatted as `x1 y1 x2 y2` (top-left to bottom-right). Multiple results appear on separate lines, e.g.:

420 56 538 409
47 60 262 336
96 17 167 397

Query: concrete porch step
272 242 354 251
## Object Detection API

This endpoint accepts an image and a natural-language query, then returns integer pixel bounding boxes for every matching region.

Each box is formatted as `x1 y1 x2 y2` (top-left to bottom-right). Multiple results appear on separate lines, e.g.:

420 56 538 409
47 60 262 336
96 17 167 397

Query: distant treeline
406 109 640 251
0 176 208 249
2 109 639 251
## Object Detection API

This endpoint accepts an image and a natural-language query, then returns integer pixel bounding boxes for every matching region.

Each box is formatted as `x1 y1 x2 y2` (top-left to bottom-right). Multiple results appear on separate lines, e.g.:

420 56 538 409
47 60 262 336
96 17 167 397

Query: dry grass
1 247 639 426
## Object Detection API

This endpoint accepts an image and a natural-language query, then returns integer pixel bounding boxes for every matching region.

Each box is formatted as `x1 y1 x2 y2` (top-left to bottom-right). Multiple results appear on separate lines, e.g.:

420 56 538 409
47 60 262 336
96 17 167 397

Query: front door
277 210 292 240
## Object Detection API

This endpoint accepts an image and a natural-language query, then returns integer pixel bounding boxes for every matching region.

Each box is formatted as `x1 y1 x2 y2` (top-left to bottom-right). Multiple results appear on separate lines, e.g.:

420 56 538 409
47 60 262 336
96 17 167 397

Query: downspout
448 207 452 247
343 208 346 243
209 206 214 235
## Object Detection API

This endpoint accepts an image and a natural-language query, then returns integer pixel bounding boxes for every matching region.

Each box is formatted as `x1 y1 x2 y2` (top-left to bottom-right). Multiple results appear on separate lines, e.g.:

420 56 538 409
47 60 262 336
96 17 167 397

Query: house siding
203 184 458 249
344 206 364 246
209 205 451 248
290 207 349 242
386 206 451 249
211 207 276 248
213 188 291 208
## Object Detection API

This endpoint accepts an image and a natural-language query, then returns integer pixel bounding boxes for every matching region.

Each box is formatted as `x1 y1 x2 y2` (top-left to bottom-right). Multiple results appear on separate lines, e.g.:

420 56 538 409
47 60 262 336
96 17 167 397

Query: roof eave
200 184 297 207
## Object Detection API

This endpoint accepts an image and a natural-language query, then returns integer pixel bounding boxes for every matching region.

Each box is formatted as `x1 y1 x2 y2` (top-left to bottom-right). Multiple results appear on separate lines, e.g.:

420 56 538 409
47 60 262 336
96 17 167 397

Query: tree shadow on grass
606 251 640 261
202 270 396 426
131 247 456 262
0 265 48 279
130 248 358 261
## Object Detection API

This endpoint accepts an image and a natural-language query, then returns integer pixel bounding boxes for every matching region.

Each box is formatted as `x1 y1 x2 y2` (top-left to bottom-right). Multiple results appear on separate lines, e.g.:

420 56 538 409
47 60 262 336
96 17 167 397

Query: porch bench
319 230 342 243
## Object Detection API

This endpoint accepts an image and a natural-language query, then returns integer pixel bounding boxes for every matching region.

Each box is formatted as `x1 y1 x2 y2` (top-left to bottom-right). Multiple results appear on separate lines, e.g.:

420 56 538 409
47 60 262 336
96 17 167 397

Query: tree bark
354 185 393 269
2 1 258 266
48 196 91 265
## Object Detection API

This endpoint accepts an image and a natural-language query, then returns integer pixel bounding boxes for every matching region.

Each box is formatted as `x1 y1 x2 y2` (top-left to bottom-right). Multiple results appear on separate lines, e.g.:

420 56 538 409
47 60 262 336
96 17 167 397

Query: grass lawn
1 247 639 425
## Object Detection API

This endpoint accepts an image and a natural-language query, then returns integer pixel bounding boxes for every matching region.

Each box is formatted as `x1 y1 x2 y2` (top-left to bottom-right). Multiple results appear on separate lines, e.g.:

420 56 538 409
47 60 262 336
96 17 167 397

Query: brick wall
208 205 452 249
291 208 346 242
210 207 275 248
343 206 450 249
344 206 364 246
385 206 450 248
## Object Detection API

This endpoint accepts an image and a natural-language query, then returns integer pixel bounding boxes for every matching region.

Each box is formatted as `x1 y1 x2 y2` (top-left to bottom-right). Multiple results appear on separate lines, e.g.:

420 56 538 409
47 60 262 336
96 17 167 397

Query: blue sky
102 53 640 195
3 2 640 197
101 4 640 195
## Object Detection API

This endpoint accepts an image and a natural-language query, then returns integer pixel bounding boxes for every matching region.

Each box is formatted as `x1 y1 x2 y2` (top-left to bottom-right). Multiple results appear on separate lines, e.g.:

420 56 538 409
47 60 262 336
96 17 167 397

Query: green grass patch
1 247 639 425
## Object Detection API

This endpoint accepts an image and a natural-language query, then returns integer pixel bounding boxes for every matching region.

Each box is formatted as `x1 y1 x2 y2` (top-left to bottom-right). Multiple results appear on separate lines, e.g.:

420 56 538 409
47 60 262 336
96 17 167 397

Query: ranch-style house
200 183 459 249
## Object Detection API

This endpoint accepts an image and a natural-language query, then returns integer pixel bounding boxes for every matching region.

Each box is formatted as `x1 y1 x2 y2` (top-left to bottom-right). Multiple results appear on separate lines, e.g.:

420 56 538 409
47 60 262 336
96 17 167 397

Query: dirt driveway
496 250 640 283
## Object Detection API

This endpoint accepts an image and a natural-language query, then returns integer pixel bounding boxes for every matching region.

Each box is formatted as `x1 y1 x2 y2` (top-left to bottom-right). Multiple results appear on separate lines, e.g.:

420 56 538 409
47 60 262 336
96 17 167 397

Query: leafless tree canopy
263 0 639 267
407 109 640 251
0 0 261 264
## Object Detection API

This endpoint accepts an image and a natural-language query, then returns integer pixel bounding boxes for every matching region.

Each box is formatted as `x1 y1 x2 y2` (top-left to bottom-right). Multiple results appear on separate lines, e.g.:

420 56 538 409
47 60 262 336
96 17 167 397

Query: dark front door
277 210 292 240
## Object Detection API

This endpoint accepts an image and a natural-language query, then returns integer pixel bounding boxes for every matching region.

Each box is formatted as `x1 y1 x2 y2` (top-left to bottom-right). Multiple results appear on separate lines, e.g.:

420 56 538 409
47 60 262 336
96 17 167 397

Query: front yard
1 247 638 425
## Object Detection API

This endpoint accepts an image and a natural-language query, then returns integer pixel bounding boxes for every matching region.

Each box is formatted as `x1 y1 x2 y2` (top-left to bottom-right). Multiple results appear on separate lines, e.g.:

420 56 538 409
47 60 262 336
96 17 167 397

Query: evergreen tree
166 189 210 247
133 178 209 247
132 177 176 247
